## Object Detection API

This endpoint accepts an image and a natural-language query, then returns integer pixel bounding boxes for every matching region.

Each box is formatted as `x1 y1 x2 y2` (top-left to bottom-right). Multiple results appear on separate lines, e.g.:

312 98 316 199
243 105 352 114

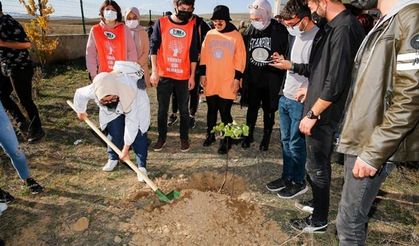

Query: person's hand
269 54 292 70
200 76 207 87
150 71 160 87
295 88 307 103
77 112 88 121
119 145 130 161
188 76 195 91
299 116 317 136
233 79 240 94
353 157 377 178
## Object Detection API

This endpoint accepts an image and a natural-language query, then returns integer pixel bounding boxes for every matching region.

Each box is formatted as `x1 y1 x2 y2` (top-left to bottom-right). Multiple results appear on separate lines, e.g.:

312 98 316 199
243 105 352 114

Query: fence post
80 0 86 34
149 10 151 22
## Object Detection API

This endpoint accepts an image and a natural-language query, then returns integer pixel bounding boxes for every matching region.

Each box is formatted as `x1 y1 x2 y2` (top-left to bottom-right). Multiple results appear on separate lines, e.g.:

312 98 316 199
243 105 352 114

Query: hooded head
249 0 272 31
124 7 142 30
93 71 137 113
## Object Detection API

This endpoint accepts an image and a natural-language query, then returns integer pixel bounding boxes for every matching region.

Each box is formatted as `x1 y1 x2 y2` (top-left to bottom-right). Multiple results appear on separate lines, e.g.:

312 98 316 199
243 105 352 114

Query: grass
0 59 418 245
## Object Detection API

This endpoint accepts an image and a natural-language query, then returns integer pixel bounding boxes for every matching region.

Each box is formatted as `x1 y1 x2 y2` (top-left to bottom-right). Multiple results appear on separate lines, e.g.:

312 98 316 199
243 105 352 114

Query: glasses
282 17 303 28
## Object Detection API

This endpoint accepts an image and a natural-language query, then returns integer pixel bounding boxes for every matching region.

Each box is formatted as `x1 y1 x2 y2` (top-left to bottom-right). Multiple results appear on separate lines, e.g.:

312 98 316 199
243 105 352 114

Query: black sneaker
241 136 253 148
0 189 15 204
217 138 231 155
189 116 196 129
290 215 328 233
167 114 178 127
28 130 45 144
203 134 216 147
266 177 291 192
295 199 314 214
277 182 308 199
25 178 44 194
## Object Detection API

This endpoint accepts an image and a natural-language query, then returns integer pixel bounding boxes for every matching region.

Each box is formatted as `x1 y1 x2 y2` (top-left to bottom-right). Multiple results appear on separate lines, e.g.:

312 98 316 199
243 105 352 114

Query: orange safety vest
92 24 127 73
157 16 196 80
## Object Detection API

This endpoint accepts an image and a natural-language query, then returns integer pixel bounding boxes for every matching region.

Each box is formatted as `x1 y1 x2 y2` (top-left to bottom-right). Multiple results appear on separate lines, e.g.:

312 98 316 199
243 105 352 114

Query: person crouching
73 61 150 182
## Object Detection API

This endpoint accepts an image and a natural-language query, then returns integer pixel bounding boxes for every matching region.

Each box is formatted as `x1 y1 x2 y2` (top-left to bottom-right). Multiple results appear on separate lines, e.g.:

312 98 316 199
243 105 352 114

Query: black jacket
241 19 288 109
293 10 365 126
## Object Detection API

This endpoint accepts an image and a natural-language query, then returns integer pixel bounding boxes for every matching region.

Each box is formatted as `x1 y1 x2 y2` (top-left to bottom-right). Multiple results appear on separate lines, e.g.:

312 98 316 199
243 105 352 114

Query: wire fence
2 0 168 34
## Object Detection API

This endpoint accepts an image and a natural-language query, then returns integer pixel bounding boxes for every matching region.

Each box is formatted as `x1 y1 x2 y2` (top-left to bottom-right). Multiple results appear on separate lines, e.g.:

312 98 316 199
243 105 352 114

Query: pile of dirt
126 172 288 245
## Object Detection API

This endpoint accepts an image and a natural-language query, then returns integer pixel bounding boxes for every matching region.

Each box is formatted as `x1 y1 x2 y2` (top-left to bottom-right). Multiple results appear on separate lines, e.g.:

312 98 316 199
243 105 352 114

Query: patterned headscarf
249 0 273 30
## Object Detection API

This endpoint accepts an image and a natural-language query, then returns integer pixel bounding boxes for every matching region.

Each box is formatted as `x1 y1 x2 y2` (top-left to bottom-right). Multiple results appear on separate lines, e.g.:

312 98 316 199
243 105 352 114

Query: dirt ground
0 61 418 245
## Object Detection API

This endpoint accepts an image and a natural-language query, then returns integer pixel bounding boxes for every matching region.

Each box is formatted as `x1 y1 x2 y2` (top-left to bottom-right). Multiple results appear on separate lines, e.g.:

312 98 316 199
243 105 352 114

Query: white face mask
251 20 265 30
125 20 139 29
286 26 302 36
104 10 117 21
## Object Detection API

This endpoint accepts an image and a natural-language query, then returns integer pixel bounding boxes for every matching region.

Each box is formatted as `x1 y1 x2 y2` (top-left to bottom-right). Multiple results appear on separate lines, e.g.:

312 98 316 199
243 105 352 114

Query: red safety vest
157 16 196 80
92 24 127 73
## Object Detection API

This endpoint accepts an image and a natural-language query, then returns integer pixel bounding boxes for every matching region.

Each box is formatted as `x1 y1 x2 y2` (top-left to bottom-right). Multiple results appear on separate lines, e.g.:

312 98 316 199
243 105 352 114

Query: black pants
246 86 275 135
157 77 189 141
171 73 200 116
206 95 233 135
0 66 42 134
305 123 336 223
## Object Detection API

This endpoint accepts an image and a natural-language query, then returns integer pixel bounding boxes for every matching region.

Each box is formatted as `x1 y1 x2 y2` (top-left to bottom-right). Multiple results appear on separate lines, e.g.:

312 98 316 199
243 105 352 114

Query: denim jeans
106 115 148 168
305 123 336 223
0 101 30 180
157 77 189 141
337 155 395 246
279 96 306 183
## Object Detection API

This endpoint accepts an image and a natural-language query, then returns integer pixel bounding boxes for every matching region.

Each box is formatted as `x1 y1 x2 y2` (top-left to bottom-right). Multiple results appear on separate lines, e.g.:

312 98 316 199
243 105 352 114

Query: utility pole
80 0 86 34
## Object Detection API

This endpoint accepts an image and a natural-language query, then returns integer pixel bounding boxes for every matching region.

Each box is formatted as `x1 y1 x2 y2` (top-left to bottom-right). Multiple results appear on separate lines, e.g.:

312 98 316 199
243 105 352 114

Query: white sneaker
102 159 118 172
0 203 7 216
137 167 148 182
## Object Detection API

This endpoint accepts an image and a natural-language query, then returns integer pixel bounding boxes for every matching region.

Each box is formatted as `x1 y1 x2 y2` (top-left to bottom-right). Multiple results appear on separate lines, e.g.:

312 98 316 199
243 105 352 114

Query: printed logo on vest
104 31 117 40
169 28 186 38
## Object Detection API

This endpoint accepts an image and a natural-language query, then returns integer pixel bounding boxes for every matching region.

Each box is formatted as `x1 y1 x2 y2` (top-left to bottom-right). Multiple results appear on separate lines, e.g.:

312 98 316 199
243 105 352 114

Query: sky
2 0 287 18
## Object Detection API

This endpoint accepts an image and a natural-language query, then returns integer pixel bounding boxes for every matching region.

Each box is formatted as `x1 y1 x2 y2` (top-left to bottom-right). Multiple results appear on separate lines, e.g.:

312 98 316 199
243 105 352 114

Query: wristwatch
306 110 320 120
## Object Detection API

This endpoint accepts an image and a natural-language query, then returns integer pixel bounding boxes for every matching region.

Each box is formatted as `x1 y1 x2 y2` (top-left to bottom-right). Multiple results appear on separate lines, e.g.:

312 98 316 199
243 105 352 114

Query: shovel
66 100 180 203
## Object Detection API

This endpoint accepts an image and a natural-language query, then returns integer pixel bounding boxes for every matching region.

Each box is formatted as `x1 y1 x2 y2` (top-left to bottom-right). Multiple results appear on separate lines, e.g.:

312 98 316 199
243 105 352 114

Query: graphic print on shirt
249 37 271 66
167 40 185 74
209 39 235 60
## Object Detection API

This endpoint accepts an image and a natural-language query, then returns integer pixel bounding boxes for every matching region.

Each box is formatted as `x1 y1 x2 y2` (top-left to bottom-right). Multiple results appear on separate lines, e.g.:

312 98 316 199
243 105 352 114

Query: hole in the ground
187 171 247 197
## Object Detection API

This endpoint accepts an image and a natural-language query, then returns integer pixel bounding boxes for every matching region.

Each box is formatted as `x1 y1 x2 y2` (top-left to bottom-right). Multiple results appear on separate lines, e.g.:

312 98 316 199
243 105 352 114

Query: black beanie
210 5 232 21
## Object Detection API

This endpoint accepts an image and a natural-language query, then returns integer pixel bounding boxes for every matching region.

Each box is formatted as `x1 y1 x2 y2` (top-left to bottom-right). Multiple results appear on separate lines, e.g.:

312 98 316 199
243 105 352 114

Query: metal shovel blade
155 189 181 203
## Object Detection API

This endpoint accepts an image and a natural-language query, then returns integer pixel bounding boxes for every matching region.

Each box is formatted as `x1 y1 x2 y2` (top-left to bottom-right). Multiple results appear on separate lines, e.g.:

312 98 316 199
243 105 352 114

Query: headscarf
93 71 137 113
249 0 272 31
124 7 143 32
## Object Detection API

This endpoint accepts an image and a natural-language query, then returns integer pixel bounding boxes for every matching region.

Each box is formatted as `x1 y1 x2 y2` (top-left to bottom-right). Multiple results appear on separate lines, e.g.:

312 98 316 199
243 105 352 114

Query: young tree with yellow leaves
18 0 58 66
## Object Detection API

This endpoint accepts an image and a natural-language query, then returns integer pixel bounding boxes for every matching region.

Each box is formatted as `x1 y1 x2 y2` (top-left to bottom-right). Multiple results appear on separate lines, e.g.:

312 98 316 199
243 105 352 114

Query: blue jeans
106 115 148 168
0 101 30 180
337 155 395 246
279 96 306 183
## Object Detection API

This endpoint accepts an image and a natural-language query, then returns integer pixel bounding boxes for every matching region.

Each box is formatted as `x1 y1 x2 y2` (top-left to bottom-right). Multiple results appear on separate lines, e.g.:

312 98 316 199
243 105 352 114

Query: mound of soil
126 172 288 245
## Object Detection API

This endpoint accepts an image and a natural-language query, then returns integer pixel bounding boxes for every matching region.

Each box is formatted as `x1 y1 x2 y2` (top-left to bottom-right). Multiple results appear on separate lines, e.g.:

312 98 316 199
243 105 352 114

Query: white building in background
274 0 288 16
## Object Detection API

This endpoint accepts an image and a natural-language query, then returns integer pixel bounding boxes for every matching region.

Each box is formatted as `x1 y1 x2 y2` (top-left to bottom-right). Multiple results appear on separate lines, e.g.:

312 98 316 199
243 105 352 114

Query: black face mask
104 101 119 111
176 10 193 22
350 0 378 10
312 12 327 29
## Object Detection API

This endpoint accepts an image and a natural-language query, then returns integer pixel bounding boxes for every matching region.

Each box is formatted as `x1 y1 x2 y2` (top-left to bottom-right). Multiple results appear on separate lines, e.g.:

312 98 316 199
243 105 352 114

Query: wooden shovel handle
66 100 158 191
